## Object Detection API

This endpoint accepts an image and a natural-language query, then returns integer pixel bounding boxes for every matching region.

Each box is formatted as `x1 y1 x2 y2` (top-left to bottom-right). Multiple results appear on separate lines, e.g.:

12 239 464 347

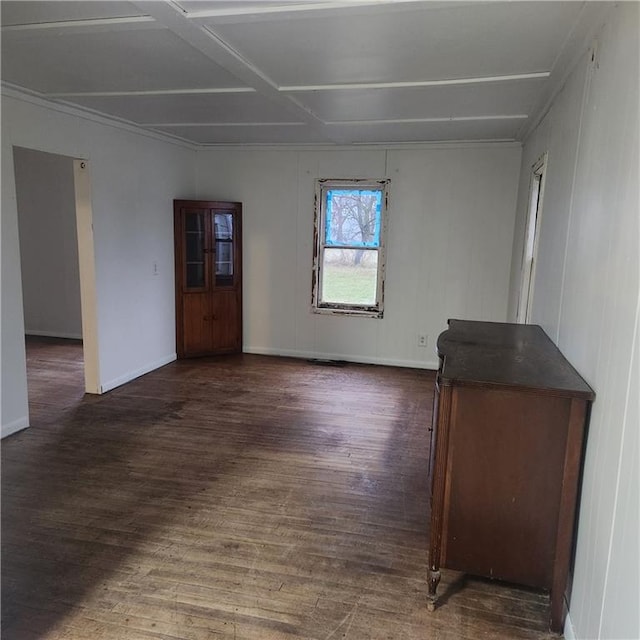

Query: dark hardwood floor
2 338 556 639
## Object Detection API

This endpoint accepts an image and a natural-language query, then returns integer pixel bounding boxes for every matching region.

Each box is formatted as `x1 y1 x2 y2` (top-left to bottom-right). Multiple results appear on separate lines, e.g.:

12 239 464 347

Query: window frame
312 178 389 318
517 152 547 324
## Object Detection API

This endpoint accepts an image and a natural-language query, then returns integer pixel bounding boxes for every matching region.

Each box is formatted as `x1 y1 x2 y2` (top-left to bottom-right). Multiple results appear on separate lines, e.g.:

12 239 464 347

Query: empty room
1 2 638 640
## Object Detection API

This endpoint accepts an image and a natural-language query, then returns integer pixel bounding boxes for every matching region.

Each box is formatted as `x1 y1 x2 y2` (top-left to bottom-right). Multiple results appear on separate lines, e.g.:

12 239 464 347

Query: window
312 179 389 317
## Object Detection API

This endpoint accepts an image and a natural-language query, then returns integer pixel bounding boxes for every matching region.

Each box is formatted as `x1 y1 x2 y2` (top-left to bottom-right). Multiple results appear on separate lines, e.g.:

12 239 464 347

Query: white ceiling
1 1 605 146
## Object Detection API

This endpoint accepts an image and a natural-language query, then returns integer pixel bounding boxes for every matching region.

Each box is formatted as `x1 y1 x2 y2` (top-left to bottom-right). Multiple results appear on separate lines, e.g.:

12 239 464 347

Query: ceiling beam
47 88 255 98
1 16 156 32
139 115 527 127
184 0 495 23
140 122 305 127
283 72 550 93
45 73 549 99
326 115 528 125
130 1 344 144
0 1 493 31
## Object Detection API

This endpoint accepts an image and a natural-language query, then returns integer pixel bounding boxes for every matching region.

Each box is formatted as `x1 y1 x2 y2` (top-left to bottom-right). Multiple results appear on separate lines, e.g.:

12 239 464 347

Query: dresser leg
427 569 441 611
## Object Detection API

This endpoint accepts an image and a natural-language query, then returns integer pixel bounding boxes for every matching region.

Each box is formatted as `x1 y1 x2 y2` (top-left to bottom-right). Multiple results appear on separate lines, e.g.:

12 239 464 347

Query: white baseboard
243 346 438 370
1 416 29 439
98 348 435 394
25 330 83 340
100 353 177 393
564 612 576 640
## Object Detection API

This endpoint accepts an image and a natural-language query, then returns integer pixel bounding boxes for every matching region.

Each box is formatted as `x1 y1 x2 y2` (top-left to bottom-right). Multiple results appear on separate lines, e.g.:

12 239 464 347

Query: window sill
312 306 383 319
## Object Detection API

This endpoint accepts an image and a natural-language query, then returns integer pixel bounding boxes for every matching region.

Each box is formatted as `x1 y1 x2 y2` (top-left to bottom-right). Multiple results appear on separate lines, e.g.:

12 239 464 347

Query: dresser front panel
442 386 570 588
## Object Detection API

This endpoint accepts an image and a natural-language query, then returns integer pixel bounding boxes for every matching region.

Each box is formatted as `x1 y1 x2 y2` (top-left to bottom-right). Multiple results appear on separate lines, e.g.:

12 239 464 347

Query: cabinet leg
549 591 565 634
427 569 441 612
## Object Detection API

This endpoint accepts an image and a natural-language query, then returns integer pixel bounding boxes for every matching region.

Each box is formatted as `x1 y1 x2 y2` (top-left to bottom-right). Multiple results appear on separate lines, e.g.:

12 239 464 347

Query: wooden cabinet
427 319 594 632
174 200 242 358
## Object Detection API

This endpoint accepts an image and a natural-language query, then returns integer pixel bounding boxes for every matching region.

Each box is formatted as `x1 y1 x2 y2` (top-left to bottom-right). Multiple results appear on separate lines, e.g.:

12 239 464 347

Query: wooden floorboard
1 337 557 639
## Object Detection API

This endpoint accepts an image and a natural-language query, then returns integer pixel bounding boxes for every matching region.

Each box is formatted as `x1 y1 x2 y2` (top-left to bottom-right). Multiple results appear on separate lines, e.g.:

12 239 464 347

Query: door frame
73 159 100 393
12 147 100 396
517 152 547 324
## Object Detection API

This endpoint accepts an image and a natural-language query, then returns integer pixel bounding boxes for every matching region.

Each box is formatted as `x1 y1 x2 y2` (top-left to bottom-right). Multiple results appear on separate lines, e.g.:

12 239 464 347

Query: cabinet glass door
214 212 234 287
184 210 207 289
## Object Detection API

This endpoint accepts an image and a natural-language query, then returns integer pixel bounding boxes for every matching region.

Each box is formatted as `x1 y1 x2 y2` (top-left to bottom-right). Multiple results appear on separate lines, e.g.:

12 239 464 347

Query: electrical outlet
418 334 428 347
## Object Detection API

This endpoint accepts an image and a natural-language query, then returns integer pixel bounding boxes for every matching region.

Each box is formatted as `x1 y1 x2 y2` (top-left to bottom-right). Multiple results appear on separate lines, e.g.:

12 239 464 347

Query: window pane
186 264 205 288
214 213 234 286
321 248 378 306
186 211 204 233
215 241 233 286
325 190 382 247
216 241 233 276
214 213 233 240
185 211 205 288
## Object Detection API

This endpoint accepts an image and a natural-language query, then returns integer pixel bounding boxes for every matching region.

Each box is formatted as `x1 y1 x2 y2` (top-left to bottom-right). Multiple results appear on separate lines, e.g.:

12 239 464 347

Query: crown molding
194 140 522 152
1 83 198 150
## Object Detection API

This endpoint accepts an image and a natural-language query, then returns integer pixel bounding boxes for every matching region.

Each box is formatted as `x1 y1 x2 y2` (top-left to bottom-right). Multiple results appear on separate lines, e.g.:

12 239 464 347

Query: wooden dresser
427 319 594 632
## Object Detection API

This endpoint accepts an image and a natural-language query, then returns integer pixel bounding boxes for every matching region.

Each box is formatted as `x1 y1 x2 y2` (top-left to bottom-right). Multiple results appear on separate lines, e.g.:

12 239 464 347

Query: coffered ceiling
1 1 607 146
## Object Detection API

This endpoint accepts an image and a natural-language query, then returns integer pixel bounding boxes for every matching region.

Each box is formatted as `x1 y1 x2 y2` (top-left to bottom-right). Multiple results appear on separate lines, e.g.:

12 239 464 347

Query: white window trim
312 178 389 318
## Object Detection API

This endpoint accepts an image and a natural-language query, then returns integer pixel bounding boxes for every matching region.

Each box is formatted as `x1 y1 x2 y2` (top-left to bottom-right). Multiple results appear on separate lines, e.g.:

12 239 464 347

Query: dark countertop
437 319 595 399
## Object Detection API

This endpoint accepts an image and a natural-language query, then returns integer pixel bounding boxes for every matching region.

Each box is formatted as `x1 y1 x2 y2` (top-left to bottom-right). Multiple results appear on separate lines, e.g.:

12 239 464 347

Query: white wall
508 4 639 638
1 91 196 437
14 147 82 339
1 91 521 437
196 144 521 368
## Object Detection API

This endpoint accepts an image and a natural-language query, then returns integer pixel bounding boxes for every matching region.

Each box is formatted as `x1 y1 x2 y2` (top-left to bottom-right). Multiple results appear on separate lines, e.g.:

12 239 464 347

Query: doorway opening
517 153 547 323
14 147 100 428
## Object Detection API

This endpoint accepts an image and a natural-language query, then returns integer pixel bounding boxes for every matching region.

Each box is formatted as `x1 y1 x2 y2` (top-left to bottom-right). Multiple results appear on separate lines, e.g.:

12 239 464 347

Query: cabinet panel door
211 290 241 352
182 293 213 356
443 386 569 588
